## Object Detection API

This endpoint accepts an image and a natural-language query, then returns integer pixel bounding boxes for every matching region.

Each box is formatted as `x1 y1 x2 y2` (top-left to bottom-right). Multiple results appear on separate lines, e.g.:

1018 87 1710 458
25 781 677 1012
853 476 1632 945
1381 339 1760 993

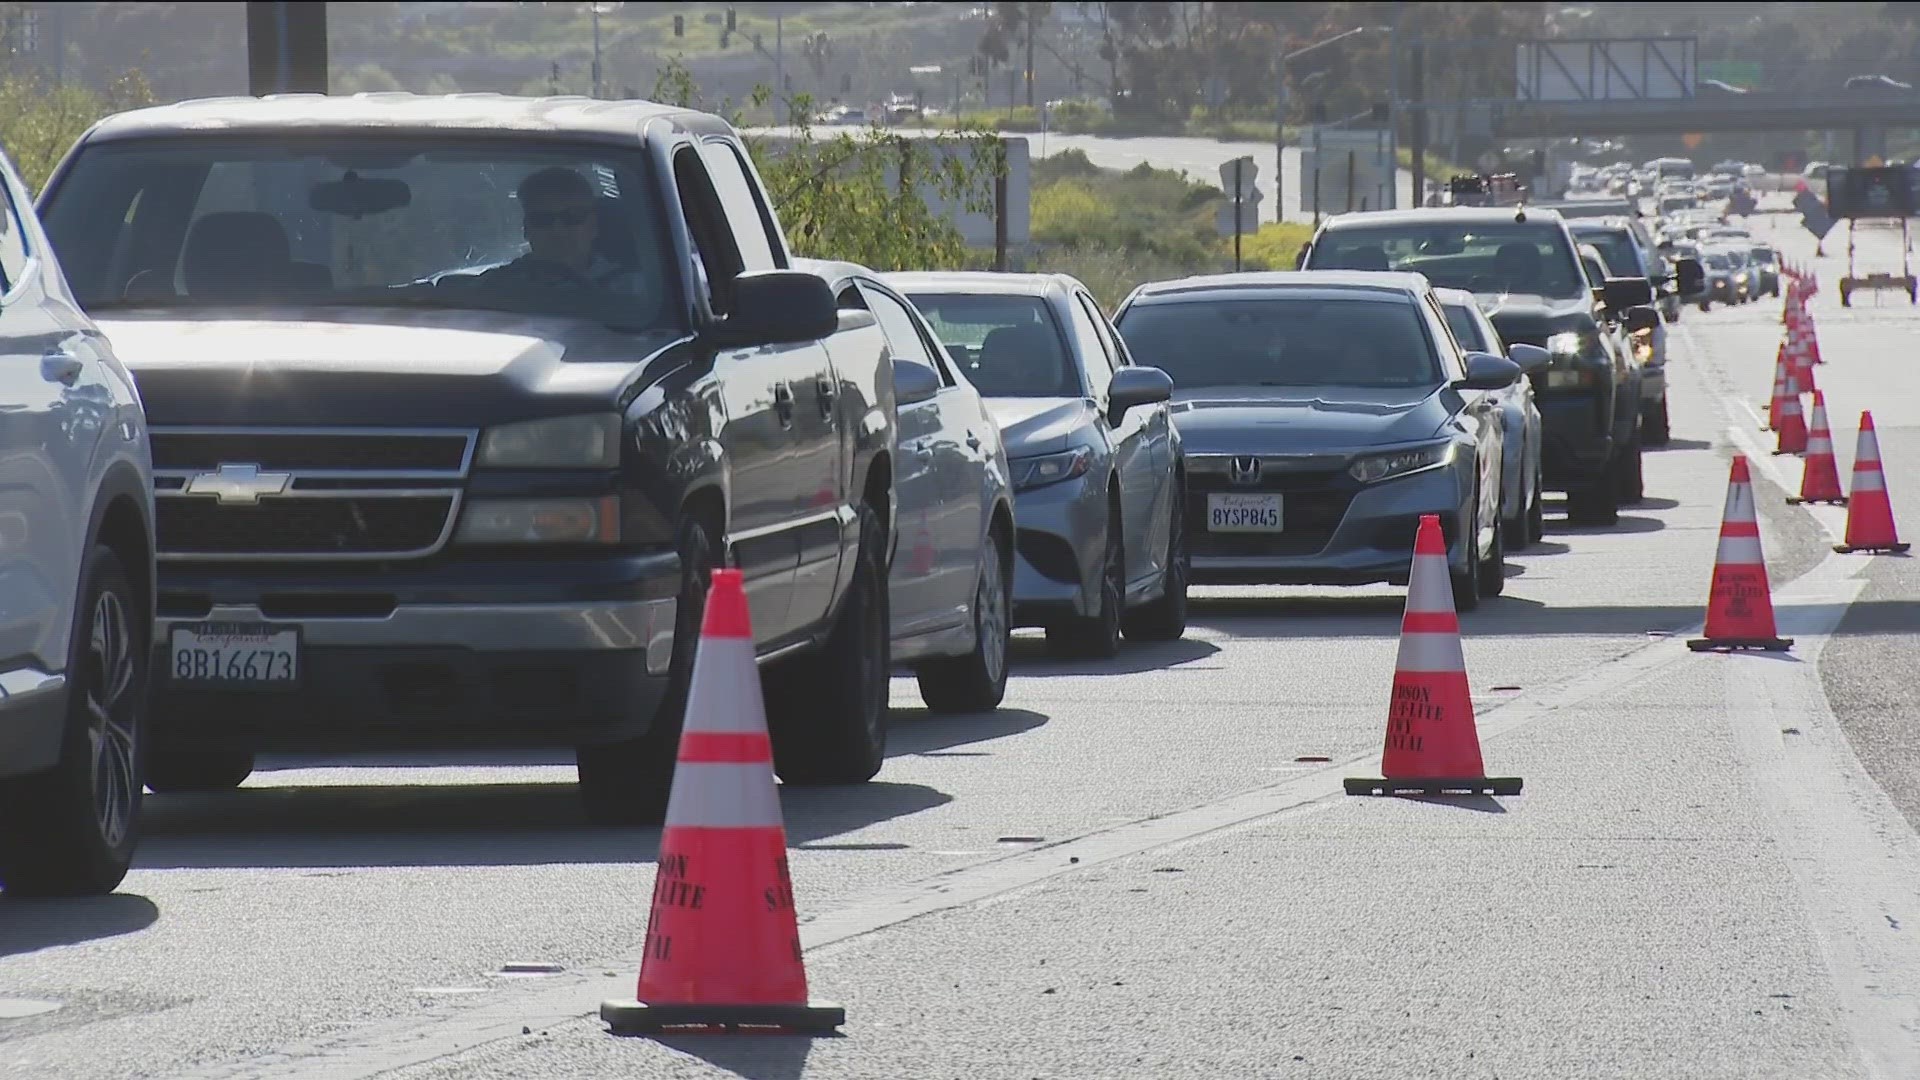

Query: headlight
477 414 622 468
1736 272 1749 283
1348 442 1453 484
1011 447 1094 492
455 496 620 545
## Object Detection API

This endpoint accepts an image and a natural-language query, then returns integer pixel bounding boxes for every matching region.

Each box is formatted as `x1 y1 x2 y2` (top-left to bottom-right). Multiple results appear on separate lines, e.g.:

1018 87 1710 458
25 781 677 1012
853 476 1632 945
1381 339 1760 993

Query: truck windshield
1306 222 1587 300
39 137 684 332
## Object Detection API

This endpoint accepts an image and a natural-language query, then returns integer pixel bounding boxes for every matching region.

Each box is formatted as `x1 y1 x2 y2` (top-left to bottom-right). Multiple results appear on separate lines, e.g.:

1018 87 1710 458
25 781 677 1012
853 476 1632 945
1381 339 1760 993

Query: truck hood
983 397 1095 457
1478 294 1596 349
98 306 688 426
1169 386 1450 455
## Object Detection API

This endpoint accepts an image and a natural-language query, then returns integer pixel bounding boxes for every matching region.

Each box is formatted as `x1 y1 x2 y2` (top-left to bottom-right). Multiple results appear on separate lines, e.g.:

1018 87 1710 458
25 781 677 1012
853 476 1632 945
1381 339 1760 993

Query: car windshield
903 292 1080 398
1572 229 1644 277
1439 302 1490 352
39 136 684 334
1307 222 1587 300
1752 248 1778 265
1114 294 1441 390
1705 253 1732 270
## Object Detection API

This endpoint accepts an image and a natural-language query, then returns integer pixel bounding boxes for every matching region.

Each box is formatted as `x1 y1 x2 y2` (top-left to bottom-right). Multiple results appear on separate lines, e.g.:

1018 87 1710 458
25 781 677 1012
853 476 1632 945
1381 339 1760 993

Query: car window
696 140 780 272
0 178 30 295
1441 302 1489 352
1065 291 1115 399
1572 229 1643 278
861 284 944 384
1307 221 1587 300
1075 291 1126 368
1114 294 1442 390
1581 254 1608 288
901 291 1079 398
38 136 685 336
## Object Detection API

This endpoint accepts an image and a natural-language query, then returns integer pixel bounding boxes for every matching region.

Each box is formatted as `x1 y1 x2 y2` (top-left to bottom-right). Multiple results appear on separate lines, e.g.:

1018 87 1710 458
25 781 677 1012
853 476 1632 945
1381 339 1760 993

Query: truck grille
151 427 475 561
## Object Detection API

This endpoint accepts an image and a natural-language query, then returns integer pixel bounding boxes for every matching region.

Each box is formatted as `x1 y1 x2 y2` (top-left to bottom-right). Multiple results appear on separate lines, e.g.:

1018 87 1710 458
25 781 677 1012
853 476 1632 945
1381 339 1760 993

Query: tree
0 68 153 193
651 58 1004 272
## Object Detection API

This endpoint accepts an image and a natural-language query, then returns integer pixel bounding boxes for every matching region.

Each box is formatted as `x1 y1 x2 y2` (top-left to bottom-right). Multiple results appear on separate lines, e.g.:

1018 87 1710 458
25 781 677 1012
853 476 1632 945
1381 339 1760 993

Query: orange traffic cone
1345 515 1521 798
1801 312 1825 365
1765 357 1797 430
1788 392 1848 506
601 569 844 1036
1834 412 1912 555
1773 388 1807 455
1688 456 1793 652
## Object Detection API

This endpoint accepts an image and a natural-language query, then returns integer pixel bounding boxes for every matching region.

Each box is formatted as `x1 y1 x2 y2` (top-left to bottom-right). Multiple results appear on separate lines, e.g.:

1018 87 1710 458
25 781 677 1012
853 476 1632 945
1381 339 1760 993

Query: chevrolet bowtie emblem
185 463 293 505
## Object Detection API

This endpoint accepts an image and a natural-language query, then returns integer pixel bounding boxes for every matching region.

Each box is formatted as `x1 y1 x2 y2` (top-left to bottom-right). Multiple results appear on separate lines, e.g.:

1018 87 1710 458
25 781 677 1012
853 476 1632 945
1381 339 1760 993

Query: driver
483 166 640 293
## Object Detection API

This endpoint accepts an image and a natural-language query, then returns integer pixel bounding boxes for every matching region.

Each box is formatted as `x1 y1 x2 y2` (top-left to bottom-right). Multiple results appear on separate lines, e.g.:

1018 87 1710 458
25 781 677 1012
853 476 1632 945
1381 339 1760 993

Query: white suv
0 148 156 897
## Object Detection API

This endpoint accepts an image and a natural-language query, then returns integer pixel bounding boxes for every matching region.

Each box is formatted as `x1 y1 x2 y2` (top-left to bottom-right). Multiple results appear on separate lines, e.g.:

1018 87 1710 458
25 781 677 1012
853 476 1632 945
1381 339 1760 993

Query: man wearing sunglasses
485 165 642 294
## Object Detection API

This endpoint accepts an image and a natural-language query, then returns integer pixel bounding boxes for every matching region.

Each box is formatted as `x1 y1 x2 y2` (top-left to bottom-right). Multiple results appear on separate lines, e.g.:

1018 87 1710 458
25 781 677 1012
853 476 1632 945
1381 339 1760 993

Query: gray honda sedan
1111 271 1520 611
888 272 1184 659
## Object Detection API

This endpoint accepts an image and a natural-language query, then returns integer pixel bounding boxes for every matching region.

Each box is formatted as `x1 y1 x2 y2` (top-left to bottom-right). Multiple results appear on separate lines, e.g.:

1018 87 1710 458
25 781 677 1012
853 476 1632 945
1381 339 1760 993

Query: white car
0 147 156 897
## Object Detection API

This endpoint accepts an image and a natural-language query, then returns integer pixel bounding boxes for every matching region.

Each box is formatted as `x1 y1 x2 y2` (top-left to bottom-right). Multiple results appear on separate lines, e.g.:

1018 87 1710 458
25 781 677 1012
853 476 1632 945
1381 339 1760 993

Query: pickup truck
37 93 899 825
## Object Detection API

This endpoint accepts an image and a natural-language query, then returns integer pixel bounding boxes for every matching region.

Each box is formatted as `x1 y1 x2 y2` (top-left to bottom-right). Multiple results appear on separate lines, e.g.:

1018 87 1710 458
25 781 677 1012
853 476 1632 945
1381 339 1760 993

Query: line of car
0 93 1713 900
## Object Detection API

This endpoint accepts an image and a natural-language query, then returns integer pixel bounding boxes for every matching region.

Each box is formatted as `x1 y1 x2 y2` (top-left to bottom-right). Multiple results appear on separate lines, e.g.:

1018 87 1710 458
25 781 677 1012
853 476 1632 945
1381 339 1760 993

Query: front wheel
769 504 891 785
0 545 148 897
915 529 1012 713
1527 461 1546 544
1121 492 1188 642
1046 512 1123 659
1643 397 1671 447
1612 428 1645 505
1476 495 1507 600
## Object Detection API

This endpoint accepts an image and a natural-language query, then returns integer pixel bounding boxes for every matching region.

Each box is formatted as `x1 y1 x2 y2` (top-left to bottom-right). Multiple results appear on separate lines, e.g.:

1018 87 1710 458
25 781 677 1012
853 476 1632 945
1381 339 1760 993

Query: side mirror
1456 351 1522 390
1673 256 1706 298
1623 306 1660 334
892 358 942 406
1106 365 1173 424
1507 343 1551 373
1602 276 1655 311
710 270 839 347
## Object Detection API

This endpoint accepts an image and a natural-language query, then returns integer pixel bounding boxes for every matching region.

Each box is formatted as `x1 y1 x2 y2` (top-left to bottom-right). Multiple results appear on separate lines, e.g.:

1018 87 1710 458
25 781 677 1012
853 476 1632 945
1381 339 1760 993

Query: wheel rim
977 546 1007 685
86 589 137 849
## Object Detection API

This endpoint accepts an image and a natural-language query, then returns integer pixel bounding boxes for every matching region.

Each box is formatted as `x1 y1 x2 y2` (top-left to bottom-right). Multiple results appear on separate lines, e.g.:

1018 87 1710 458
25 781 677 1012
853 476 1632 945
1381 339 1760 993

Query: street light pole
1276 26 1380 224
591 3 603 98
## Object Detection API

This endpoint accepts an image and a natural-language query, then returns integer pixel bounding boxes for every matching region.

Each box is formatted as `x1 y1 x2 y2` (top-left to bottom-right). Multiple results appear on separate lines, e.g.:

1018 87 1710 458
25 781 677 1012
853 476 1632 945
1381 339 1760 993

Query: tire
1046 509 1123 659
1612 427 1645 505
915 528 1011 714
1527 461 1546 544
1699 301 1712 312
1450 487 1483 613
1502 464 1531 551
0 545 148 897
1121 492 1188 642
1643 397 1671 447
769 504 890 786
1567 478 1620 527
1477 495 1507 600
576 516 715 826
144 746 254 793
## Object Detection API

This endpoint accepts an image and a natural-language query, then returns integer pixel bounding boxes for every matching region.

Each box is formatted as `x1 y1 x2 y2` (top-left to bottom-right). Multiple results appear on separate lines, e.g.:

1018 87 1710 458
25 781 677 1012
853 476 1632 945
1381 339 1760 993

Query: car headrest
182 212 293 298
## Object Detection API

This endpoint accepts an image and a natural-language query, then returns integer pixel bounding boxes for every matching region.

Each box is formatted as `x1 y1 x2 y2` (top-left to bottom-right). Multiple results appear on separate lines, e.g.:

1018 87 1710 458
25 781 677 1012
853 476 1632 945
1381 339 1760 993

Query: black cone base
1786 496 1848 506
602 999 845 1035
1833 542 1911 554
1686 636 1794 652
1344 776 1523 797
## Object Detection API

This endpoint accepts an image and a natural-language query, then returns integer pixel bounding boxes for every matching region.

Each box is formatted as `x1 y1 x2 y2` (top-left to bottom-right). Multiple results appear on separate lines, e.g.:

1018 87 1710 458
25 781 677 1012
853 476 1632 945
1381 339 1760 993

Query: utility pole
1024 2 1036 109
1409 42 1425 207
775 15 784 119
590 3 603 98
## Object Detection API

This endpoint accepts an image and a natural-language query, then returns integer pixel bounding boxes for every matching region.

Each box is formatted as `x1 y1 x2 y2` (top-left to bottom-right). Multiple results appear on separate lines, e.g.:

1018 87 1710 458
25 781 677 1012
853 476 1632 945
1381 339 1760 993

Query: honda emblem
1228 456 1262 486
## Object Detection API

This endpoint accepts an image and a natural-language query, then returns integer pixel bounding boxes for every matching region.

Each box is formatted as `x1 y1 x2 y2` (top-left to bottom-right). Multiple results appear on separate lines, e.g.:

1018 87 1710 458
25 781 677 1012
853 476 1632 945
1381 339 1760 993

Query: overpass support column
247 2 328 96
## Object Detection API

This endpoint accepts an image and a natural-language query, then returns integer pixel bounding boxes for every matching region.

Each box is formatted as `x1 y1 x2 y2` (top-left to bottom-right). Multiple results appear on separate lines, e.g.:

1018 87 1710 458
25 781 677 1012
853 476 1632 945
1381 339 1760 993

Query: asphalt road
6 206 1920 1079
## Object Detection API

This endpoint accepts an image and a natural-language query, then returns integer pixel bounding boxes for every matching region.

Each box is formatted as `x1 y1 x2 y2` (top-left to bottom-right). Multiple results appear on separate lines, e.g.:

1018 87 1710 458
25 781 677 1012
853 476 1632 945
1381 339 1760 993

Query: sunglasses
525 205 594 229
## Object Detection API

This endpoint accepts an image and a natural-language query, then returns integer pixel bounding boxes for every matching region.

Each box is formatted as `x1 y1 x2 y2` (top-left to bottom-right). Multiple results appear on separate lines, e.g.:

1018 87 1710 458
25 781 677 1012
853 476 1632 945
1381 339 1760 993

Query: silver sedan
1434 287 1548 550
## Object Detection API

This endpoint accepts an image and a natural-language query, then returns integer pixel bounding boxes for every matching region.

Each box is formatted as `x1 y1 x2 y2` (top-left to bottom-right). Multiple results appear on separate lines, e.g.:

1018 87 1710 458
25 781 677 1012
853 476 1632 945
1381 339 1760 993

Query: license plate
1207 493 1284 533
1546 370 1586 388
169 621 300 685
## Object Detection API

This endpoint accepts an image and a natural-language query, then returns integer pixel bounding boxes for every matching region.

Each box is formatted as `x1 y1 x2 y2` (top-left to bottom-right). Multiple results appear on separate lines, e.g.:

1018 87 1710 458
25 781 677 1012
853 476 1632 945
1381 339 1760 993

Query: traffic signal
672 14 684 37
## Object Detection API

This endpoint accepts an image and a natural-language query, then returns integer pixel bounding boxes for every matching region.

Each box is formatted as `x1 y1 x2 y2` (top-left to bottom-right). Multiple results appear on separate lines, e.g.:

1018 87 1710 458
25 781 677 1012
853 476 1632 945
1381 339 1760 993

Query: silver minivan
0 149 156 897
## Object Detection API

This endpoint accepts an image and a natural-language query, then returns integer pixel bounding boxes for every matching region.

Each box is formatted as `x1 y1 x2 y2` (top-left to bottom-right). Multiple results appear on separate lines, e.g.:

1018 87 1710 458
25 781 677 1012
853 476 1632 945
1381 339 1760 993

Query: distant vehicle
1748 246 1782 298
1742 164 1767 178
1711 160 1747 175
0 146 156 897
890 272 1185 658
1568 219 1675 443
797 259 1017 714
1111 271 1519 609
1845 74 1913 92
1434 287 1547 549
1699 248 1752 308
1659 192 1699 216
1654 157 1696 183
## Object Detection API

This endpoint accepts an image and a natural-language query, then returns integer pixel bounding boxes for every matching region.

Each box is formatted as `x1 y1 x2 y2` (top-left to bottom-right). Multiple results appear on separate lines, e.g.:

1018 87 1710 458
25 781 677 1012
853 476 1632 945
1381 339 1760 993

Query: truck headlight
477 414 622 468
1011 447 1094 492
455 497 620 544
1348 442 1453 484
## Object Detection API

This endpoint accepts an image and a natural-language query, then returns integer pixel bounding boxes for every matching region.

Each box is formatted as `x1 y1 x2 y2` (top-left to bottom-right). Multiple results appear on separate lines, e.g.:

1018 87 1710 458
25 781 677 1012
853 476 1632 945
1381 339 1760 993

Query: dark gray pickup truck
38 93 899 824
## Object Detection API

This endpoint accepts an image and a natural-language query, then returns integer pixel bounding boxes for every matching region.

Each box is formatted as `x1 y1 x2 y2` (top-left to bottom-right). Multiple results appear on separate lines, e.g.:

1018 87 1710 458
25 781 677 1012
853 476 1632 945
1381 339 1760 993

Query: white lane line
1723 554 1920 1078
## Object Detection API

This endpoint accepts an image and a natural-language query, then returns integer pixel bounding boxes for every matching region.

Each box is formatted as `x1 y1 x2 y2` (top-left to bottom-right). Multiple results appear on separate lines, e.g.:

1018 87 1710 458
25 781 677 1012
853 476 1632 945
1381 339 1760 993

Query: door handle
965 432 982 451
772 383 795 428
40 352 82 385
